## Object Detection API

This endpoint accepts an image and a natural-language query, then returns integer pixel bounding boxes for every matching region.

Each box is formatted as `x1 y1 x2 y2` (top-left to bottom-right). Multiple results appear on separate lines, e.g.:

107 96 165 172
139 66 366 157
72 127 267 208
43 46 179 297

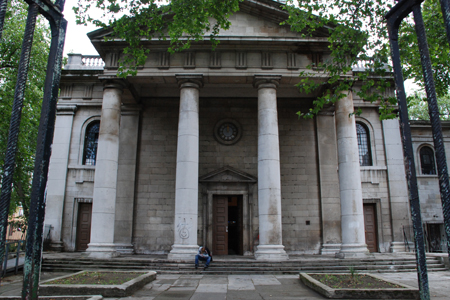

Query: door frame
206 190 251 255
70 197 93 251
363 199 383 252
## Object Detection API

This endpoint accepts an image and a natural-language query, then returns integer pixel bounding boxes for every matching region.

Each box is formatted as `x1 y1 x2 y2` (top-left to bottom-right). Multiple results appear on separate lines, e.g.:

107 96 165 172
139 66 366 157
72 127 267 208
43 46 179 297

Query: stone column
87 81 124 258
253 75 288 261
45 104 77 251
114 106 141 254
335 92 369 257
168 74 203 260
316 111 342 254
382 119 411 252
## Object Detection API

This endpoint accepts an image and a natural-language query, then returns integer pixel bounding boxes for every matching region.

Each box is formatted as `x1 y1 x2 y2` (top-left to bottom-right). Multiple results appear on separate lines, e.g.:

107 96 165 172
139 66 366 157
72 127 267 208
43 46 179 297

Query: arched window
83 121 100 165
420 146 436 175
356 123 372 166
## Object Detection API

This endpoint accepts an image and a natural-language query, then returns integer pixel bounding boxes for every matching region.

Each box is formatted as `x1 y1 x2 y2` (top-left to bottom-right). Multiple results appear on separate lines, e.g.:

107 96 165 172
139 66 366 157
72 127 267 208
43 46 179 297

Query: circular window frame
214 119 243 145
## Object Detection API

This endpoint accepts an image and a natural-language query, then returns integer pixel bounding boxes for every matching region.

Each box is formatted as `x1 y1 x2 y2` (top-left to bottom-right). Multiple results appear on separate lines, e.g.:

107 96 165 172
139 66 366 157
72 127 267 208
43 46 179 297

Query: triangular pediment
199 166 257 183
87 0 331 44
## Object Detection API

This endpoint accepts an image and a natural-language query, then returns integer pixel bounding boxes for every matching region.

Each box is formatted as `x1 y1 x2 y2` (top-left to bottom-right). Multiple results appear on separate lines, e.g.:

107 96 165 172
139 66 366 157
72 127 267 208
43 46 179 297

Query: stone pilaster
253 75 288 261
45 104 77 251
168 74 203 260
114 106 141 254
382 119 411 252
335 91 369 257
87 80 124 258
316 111 342 255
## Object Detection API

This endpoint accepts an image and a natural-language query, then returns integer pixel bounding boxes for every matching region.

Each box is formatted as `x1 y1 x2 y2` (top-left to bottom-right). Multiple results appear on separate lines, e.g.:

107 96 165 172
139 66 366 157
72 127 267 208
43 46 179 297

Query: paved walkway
1 271 450 299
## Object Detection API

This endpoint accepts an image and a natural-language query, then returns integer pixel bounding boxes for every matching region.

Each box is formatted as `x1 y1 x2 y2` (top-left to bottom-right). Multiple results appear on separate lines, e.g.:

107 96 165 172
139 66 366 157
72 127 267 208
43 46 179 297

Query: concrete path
1 271 450 299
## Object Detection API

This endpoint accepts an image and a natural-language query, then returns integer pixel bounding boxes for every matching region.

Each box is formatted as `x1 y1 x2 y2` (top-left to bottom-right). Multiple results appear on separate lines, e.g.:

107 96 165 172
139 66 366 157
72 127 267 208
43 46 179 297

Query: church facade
44 0 419 259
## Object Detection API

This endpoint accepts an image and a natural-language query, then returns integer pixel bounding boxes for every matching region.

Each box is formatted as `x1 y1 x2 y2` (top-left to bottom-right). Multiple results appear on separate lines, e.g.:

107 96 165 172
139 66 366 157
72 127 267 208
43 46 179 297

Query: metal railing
2 240 25 277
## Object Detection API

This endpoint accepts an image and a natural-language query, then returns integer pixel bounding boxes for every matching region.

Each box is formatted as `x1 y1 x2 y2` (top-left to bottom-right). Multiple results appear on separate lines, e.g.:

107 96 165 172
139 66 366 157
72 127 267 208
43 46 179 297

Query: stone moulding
299 273 419 299
39 271 157 298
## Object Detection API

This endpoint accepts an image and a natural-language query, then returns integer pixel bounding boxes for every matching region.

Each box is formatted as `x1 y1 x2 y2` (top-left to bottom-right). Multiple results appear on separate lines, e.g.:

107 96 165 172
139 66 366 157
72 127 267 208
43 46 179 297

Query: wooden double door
213 195 243 255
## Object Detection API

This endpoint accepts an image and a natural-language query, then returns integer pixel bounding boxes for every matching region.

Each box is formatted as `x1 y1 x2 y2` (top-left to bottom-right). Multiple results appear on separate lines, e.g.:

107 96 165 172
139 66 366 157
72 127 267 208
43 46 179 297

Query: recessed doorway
213 195 243 255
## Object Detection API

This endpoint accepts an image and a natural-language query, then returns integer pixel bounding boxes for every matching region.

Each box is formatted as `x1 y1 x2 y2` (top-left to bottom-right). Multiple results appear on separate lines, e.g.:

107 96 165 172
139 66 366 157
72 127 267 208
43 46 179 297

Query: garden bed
299 273 419 299
39 271 156 297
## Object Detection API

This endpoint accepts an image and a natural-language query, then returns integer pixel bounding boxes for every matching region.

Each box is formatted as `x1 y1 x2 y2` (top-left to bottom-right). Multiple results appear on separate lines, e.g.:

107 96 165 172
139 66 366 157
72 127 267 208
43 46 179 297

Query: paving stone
172 279 199 287
153 290 195 299
199 276 227 284
226 290 263 300
251 275 281 285
195 283 227 293
190 292 226 300
228 275 255 290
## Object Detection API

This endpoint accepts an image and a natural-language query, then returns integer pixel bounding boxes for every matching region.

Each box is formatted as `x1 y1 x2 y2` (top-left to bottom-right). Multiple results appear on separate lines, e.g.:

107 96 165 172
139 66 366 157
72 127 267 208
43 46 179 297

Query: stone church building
45 0 434 260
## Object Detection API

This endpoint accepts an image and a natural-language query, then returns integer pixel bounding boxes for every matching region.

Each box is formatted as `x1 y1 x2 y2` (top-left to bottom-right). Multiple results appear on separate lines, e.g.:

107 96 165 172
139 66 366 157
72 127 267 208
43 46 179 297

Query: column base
86 243 119 259
390 241 409 253
338 243 370 258
255 245 289 261
115 243 135 255
320 243 342 255
168 244 199 261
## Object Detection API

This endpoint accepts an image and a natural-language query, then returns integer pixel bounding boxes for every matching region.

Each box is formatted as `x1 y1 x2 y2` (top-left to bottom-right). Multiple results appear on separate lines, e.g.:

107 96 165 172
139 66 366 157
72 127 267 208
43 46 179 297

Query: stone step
41 263 446 275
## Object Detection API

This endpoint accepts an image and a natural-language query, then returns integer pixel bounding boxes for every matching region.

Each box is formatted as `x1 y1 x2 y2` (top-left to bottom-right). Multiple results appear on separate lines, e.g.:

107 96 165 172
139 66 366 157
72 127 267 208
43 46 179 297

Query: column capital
253 75 281 89
176 74 204 89
99 76 127 92
56 104 77 115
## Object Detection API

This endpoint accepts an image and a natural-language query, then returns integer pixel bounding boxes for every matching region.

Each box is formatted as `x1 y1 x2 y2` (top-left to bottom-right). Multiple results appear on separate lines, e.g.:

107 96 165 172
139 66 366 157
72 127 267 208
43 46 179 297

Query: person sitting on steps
195 246 212 270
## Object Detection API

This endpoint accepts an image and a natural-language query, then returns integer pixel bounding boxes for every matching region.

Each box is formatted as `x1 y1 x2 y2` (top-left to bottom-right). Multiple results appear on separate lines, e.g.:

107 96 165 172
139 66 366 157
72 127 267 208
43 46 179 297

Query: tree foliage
407 92 450 120
74 0 242 76
0 0 50 219
399 0 450 98
74 0 449 119
74 0 399 118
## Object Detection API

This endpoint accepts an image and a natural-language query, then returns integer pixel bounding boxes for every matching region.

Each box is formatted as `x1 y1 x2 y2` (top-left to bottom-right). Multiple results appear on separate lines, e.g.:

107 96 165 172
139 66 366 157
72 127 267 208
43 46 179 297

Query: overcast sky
63 0 99 56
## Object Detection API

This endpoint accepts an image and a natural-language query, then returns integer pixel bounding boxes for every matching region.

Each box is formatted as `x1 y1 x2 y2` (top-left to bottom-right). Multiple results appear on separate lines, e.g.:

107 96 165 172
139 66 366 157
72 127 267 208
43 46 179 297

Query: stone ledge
39 271 156 298
299 272 419 299
0 297 102 300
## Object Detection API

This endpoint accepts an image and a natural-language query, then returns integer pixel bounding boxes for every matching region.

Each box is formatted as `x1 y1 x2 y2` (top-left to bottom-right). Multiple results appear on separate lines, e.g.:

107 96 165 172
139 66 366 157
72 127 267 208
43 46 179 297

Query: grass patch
309 273 405 289
46 271 143 285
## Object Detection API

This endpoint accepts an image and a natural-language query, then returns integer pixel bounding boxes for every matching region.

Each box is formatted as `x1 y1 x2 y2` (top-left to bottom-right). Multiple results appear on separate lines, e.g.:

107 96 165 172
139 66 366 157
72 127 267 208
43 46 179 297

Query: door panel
213 196 228 255
76 203 92 251
364 204 378 253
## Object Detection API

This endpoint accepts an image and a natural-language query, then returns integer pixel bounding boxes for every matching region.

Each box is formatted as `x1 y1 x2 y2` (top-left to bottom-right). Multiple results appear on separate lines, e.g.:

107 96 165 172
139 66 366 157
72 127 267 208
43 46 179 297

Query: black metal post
439 0 450 45
0 0 8 39
0 2 38 277
385 0 430 299
21 0 66 297
437 0 450 258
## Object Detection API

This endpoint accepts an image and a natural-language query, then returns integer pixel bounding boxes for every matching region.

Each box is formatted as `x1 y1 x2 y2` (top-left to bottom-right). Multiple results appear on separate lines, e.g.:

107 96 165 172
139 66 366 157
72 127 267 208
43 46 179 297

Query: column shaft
169 76 203 260
254 76 288 261
335 92 369 257
45 105 77 251
87 82 122 258
114 107 140 254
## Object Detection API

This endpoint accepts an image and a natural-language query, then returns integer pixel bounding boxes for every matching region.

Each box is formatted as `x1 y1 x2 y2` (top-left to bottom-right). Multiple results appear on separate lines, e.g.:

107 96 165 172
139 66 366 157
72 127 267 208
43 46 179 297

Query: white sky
62 0 100 56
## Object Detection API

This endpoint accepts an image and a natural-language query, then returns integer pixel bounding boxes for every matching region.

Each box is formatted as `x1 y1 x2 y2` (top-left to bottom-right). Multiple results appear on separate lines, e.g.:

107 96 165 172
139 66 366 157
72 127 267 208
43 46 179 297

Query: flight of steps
41 256 447 275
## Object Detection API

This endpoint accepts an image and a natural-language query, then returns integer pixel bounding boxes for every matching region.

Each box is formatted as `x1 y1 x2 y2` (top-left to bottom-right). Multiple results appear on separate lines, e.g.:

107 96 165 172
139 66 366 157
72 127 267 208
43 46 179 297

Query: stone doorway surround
199 166 257 256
